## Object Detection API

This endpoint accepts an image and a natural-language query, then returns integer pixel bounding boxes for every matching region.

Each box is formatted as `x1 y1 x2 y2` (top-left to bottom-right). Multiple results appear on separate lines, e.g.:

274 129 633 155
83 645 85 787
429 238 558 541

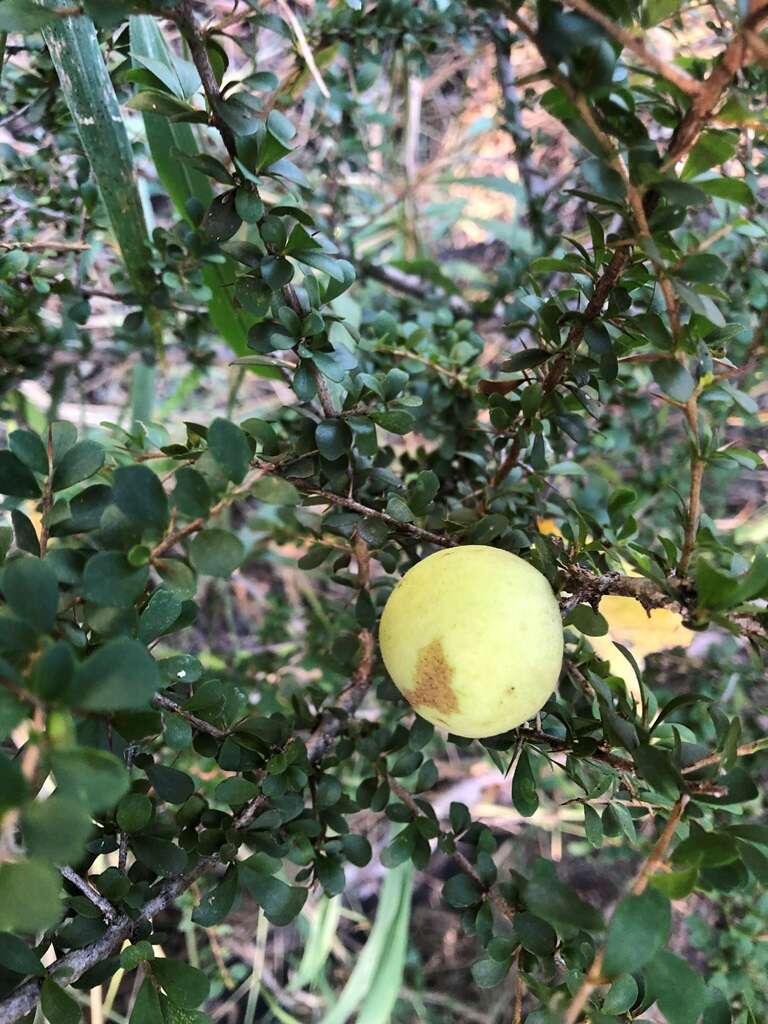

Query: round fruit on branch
379 546 564 738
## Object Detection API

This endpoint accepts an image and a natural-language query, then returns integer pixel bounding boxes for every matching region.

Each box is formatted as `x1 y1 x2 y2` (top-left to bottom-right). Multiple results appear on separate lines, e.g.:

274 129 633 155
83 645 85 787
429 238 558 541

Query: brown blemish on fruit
408 639 458 716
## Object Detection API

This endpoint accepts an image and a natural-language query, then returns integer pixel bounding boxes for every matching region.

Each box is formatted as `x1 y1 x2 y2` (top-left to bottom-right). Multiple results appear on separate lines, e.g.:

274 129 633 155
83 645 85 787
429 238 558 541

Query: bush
0 1 766 1021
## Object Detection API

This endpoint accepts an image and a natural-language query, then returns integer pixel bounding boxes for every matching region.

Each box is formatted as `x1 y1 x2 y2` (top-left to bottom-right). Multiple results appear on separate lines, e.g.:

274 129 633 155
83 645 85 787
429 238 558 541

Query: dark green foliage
0 0 766 1021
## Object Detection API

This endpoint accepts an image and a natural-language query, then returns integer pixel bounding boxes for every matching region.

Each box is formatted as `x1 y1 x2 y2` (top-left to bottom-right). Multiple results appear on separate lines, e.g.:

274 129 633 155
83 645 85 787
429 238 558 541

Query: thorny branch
386 774 517 924
59 866 117 924
0 630 377 1024
562 796 690 1024
2 7 763 1020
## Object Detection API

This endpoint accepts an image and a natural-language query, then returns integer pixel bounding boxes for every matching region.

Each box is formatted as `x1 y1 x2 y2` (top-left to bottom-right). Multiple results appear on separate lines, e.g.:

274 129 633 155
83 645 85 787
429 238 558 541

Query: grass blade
356 867 413 1024
320 863 414 1024
42 9 156 317
289 895 343 992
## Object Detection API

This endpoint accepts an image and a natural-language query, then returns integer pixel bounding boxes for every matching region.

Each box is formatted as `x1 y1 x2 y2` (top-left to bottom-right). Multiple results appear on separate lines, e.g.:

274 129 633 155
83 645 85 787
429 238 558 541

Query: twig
150 465 270 560
59 866 117 924
168 0 238 161
387 774 517 923
304 629 375 762
274 0 330 99
381 348 469 388
513 949 524 1024
562 796 689 1024
37 426 54 558
678 451 704 577
151 693 230 740
292 480 455 548
310 364 337 418
681 736 768 774
0 240 88 252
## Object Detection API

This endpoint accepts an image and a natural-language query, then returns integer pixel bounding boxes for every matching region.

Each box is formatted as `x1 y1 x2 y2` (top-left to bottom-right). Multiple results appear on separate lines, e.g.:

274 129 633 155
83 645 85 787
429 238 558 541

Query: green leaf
449 802 471 834
0 1 60 31
602 889 671 978
696 176 753 204
132 53 200 100
583 804 603 847
132 836 188 876
138 588 182 644
0 932 45 976
130 977 163 1024
117 792 154 833
235 188 264 222
51 440 105 490
2 557 58 632
644 949 706 1024
443 873 483 908
189 529 245 577
320 863 412 1024
341 834 372 868
634 744 682 796
651 359 696 402
315 420 351 461
9 430 48 474
650 865 699 899
512 748 539 817
672 828 739 868
245 874 307 926
516 912 556 955
113 465 170 532
202 191 242 241
129 16 263 364
82 552 149 608
471 957 510 989
146 764 195 805
11 510 39 557
51 747 129 812
0 450 41 498
251 476 300 506
603 974 639 1015
0 860 61 933
380 826 416 868
22 794 92 864
373 410 415 435
525 859 603 931
500 348 552 372
316 855 346 897
152 959 210 1009
125 89 201 119
565 603 609 636
192 866 239 926
172 468 212 518
120 941 155 971
681 130 739 180
695 559 740 610
73 637 161 711
208 418 251 484
41 978 80 1024
674 253 728 284
0 751 26 816
215 776 259 805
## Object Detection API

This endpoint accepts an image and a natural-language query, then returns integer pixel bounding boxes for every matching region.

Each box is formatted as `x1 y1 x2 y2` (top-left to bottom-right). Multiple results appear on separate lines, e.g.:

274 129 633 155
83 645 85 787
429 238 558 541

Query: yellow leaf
587 596 694 703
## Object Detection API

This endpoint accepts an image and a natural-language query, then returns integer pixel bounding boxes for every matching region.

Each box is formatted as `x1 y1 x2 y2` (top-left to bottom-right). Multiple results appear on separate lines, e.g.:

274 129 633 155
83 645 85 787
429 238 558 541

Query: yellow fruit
379 545 564 738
